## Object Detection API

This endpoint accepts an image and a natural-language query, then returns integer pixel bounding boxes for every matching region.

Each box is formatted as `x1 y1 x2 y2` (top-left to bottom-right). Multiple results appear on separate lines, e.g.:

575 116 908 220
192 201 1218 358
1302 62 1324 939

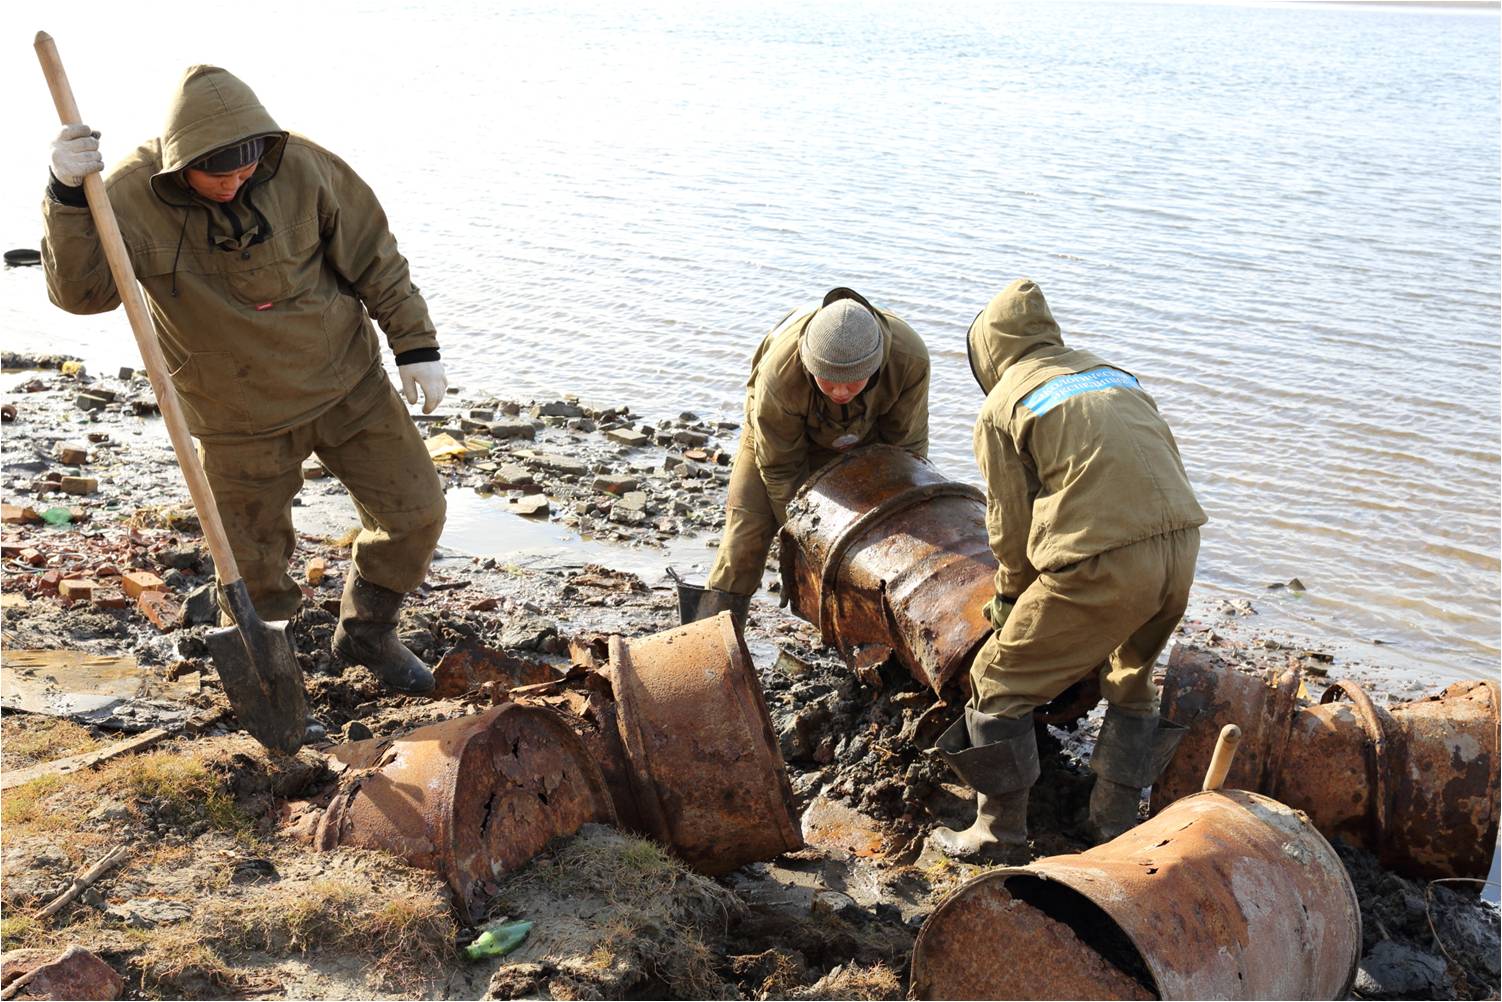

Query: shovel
35 32 307 754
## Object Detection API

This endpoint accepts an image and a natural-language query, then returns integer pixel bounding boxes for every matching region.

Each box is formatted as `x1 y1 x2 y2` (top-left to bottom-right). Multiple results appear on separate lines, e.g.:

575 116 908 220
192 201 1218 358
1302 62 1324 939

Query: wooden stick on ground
35 844 130 921
1 728 167 791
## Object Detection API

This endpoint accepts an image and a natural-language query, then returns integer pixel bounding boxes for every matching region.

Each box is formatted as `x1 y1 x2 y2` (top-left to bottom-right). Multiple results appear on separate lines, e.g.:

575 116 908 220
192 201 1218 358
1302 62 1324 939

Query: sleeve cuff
394 347 441 366
47 172 89 208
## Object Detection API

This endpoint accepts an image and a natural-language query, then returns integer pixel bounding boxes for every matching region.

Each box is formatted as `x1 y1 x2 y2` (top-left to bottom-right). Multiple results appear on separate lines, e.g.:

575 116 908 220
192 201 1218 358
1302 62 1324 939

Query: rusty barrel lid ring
812 479 984 648
1320 680 1395 857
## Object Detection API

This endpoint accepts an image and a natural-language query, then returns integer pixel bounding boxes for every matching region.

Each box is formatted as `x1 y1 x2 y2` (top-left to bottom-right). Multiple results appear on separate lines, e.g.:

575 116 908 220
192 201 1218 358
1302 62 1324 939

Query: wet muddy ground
1 354 1496 1000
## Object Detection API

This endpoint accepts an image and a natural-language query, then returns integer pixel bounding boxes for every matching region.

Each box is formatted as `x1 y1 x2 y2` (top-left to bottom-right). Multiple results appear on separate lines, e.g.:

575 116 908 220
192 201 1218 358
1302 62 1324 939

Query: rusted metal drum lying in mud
1152 644 1501 880
315 703 617 922
911 790 1361 1000
778 445 994 693
599 611 803 874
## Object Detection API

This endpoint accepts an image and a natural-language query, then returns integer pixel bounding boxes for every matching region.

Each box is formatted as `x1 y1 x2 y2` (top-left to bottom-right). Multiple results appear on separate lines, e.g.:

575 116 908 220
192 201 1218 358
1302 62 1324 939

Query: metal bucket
911 789 1361 1000
1153 644 1501 880
778 445 994 692
315 703 617 922
601 612 803 874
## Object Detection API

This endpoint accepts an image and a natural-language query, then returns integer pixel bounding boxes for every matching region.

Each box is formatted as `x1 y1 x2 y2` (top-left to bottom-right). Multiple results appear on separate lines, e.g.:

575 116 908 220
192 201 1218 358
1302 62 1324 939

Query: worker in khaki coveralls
930 278 1206 860
688 289 929 625
42 66 447 701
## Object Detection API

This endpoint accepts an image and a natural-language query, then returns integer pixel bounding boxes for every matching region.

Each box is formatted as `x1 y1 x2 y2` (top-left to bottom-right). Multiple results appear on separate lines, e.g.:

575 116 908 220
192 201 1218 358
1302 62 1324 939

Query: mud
2 353 1497 1000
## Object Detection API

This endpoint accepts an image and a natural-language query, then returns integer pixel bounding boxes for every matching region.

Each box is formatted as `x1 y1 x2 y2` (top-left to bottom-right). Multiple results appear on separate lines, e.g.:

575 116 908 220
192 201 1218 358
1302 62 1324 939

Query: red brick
122 570 166 599
59 578 98 601
93 588 130 610
95 564 120 578
137 590 181 631
37 569 62 594
59 443 89 465
61 476 98 496
18 548 46 567
305 557 327 585
1 503 39 525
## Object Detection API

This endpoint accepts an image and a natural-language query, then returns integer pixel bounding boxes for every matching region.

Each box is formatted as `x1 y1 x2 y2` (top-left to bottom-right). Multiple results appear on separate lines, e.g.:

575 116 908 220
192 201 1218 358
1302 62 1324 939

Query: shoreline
1 350 1497 1000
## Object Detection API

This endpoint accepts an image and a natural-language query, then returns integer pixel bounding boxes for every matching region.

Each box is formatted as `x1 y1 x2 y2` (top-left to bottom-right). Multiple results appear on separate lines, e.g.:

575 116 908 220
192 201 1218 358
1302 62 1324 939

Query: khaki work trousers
200 367 447 620
707 437 835 595
970 527 1200 720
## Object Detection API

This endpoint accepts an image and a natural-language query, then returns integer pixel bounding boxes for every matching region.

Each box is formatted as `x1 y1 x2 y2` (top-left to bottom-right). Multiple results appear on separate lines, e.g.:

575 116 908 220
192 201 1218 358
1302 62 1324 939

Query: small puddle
439 487 718 583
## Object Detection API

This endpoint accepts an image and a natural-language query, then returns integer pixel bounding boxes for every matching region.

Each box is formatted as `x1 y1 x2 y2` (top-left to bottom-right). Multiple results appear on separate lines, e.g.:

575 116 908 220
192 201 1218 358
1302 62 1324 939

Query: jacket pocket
221 220 321 308
168 351 252 437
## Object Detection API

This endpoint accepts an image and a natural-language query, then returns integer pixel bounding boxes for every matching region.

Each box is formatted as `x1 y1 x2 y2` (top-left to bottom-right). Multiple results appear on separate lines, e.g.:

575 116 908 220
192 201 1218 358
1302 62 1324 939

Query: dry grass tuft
109 752 251 834
795 961 904 1000
1 716 101 770
200 854 457 984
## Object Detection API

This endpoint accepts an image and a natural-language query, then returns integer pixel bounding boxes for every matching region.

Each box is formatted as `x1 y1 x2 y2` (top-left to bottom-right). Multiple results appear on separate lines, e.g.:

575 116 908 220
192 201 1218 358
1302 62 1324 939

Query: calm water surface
1 2 1497 678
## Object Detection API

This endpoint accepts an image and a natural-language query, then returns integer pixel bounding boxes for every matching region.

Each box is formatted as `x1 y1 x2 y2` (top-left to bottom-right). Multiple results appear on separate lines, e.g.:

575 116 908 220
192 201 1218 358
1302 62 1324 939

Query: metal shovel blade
205 580 307 754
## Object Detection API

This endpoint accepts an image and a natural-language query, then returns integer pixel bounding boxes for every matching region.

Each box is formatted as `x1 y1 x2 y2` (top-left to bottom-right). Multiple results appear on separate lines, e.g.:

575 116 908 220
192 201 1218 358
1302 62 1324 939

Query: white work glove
51 123 103 187
398 360 447 414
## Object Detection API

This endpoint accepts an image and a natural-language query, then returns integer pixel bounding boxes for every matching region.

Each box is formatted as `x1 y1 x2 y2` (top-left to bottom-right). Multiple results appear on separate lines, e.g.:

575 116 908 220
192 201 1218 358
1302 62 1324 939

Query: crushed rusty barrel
315 703 616 922
911 789 1361 1000
1152 644 1501 880
600 611 803 874
778 445 994 692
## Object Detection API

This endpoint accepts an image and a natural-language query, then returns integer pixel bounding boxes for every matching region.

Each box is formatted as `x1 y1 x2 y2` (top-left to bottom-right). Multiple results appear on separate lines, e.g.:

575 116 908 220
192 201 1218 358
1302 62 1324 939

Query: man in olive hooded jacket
42 66 447 699
689 288 930 624
931 278 1206 859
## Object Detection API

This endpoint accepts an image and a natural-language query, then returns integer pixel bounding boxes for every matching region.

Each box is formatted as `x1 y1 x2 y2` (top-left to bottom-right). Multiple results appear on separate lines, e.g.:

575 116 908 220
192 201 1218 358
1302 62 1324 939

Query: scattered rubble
2 356 1496 1001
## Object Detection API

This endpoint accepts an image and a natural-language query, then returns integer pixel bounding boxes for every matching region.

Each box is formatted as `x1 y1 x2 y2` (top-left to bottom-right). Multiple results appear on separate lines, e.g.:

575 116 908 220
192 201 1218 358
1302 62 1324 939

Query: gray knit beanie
192 135 267 172
800 300 882 383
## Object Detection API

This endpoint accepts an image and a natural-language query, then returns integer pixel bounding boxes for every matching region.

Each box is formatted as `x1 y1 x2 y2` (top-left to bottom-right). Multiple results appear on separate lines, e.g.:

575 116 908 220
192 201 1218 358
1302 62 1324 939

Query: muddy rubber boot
332 573 434 695
929 709 1040 862
1085 706 1189 844
688 587 752 631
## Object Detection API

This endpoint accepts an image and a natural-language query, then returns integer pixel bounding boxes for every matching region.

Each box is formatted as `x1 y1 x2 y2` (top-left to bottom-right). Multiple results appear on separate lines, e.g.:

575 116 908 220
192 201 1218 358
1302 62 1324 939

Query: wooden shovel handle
35 32 242 586
1202 723 1242 792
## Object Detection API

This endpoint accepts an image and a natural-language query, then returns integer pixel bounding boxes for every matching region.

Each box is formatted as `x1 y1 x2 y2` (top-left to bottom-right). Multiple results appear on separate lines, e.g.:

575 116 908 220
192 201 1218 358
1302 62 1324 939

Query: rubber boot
929 709 1040 862
1086 705 1189 844
332 573 434 694
688 587 752 631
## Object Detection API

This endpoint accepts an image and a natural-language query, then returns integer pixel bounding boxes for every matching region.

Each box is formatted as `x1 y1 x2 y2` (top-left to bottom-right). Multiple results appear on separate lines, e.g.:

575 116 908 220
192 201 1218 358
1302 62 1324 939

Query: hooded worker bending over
687 288 930 624
42 66 447 701
932 278 1206 859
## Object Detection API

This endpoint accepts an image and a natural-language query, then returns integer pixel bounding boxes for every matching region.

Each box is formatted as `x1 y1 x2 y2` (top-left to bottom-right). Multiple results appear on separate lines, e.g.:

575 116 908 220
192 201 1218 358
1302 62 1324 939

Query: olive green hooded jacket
968 279 1206 598
41 66 437 442
747 289 930 522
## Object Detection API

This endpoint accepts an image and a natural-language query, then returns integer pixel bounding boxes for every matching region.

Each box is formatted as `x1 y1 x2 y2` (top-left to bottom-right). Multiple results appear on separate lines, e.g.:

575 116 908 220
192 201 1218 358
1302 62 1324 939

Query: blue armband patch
1020 368 1140 416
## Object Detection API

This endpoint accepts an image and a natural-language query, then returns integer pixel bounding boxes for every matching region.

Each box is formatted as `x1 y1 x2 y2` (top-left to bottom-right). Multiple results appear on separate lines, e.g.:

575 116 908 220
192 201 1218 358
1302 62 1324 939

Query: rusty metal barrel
778 445 994 692
600 612 803 874
315 703 616 922
1152 644 1501 880
912 789 1361 1000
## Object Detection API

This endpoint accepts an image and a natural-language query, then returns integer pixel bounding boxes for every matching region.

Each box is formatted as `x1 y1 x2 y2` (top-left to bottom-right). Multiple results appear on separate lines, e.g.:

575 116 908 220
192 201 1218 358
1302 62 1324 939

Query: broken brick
2 503 40 525
37 569 62 594
121 570 166 599
93 588 130 610
59 578 98 601
302 462 326 480
306 557 327 585
1 540 25 558
18 548 46 567
137 590 181 631
59 443 90 465
95 564 120 577
61 476 99 495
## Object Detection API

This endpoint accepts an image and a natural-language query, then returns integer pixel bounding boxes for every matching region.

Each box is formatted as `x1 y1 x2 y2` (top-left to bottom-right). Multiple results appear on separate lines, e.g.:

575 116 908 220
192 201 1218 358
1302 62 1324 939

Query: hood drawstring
169 208 189 298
